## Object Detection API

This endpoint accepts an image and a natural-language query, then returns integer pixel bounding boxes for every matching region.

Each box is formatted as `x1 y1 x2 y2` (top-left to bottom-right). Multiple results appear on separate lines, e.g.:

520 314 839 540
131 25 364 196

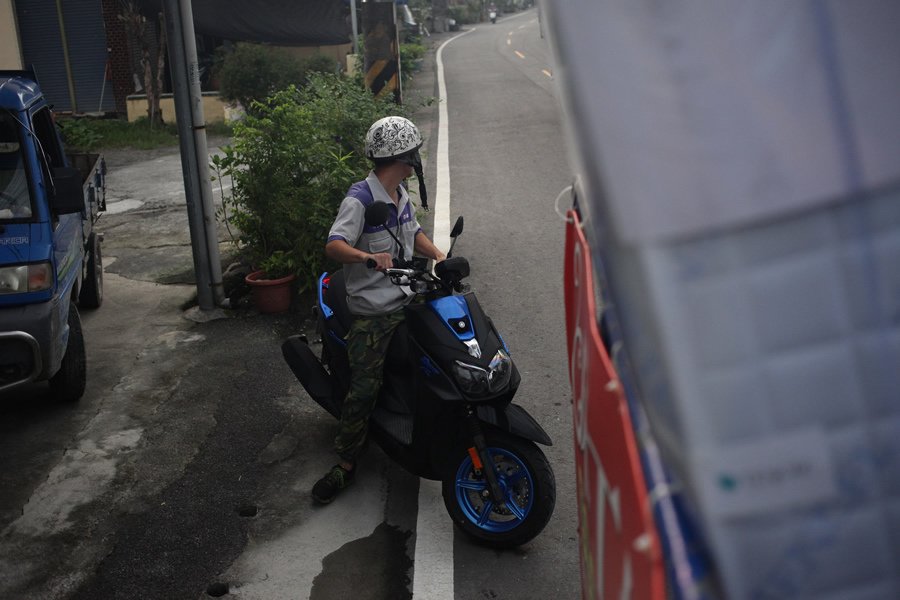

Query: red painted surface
563 210 666 600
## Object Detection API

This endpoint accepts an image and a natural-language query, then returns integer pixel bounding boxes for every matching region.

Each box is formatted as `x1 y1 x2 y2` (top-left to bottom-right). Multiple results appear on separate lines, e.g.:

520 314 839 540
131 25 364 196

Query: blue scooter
282 204 556 548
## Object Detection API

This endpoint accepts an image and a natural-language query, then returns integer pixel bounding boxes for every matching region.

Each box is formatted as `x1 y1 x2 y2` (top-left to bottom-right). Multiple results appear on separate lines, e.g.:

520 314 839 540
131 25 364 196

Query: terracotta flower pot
244 270 296 314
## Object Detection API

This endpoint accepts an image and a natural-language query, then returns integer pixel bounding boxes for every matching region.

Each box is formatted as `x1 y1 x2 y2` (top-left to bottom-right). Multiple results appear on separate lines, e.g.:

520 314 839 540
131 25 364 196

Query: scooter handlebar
365 257 404 270
384 268 418 278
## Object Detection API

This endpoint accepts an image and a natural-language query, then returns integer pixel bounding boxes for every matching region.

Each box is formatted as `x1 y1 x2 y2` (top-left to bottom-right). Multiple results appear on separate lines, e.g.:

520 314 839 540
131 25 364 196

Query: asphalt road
435 11 578 600
0 8 580 600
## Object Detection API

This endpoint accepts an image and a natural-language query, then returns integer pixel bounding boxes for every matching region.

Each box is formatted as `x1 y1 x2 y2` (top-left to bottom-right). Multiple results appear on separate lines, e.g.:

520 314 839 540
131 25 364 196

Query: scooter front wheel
442 430 556 548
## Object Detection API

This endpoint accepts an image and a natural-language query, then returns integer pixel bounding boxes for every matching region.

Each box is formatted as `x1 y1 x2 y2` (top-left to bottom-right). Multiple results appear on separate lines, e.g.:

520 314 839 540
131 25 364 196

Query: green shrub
58 118 103 151
304 53 341 77
215 43 338 112
400 43 426 78
213 73 404 288
450 1 484 24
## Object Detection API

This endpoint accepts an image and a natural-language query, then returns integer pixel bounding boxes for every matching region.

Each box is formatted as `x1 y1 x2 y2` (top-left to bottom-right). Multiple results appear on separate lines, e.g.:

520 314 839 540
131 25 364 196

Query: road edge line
431 27 475 255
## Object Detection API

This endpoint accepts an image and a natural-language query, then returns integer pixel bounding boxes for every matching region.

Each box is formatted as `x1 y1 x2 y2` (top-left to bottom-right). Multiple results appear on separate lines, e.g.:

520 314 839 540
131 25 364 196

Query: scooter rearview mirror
447 216 464 258
450 216 464 238
364 202 391 227
364 202 405 262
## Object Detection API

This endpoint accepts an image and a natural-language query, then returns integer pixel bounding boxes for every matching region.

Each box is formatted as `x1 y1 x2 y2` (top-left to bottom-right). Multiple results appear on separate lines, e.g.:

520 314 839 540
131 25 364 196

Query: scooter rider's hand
367 252 394 271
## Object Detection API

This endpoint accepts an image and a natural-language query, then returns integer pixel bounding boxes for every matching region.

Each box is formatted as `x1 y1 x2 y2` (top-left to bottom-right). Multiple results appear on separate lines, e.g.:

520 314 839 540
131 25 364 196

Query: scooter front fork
465 406 506 506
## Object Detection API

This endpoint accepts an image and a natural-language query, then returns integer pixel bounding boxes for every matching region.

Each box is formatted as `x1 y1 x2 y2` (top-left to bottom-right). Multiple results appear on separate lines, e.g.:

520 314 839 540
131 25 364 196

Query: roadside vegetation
215 43 339 113
400 42 426 78
212 72 403 288
58 117 233 152
63 38 425 297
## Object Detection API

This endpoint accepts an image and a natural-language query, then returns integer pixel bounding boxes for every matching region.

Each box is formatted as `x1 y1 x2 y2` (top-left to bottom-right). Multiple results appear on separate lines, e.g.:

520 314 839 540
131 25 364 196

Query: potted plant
244 251 297 314
213 140 306 314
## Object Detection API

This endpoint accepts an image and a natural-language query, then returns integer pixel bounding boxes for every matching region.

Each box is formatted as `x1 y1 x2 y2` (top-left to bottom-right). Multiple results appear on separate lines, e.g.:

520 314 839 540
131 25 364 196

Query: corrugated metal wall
16 0 115 113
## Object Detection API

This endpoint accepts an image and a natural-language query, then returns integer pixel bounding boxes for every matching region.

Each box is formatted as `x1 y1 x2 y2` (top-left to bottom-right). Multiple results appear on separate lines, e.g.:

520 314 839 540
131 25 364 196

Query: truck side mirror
50 167 84 214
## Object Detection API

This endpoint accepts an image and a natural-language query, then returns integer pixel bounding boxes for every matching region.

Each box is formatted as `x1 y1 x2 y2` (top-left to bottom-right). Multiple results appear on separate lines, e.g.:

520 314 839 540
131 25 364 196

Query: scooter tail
281 336 341 418
475 403 553 446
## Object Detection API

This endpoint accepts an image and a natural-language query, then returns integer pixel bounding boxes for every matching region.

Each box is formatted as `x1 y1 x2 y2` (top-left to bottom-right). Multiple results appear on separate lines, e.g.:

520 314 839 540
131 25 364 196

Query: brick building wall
101 0 133 115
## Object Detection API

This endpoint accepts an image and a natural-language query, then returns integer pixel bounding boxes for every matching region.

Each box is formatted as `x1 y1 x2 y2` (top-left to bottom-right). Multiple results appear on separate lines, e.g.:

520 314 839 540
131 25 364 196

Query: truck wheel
79 233 103 309
50 304 87 403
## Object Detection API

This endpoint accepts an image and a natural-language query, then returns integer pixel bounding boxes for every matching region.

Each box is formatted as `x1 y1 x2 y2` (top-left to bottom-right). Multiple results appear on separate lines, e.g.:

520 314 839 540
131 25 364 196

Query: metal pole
177 0 225 306
163 0 215 310
54 0 78 112
350 0 359 55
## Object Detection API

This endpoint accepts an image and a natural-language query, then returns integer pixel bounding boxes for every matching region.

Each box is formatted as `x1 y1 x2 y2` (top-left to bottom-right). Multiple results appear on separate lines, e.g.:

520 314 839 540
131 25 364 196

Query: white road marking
515 50 526 59
542 69 553 78
507 39 511 46
432 27 474 254
413 26 475 600
412 480 456 600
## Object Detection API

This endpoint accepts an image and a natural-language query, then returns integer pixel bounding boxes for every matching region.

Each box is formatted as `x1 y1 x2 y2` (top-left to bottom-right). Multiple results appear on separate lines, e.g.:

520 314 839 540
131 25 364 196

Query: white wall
0 0 23 69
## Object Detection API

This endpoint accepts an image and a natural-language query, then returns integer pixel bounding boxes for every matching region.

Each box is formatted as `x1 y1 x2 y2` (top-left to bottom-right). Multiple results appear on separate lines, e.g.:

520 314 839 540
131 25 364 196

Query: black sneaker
311 465 354 504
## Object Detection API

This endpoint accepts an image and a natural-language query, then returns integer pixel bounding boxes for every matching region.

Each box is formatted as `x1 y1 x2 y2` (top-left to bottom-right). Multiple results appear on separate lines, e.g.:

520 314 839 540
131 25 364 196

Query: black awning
139 0 351 46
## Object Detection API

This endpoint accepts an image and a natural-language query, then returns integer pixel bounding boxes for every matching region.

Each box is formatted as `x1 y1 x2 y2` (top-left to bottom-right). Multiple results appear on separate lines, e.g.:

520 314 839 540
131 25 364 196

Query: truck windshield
0 112 32 221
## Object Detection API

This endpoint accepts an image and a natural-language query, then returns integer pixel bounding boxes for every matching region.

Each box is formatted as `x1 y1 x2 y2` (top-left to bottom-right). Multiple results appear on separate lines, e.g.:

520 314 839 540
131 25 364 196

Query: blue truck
0 70 105 402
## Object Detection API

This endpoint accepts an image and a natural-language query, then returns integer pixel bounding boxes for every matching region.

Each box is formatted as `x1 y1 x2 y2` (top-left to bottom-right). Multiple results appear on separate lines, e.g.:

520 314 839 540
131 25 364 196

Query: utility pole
362 1 402 104
350 0 359 55
162 0 225 310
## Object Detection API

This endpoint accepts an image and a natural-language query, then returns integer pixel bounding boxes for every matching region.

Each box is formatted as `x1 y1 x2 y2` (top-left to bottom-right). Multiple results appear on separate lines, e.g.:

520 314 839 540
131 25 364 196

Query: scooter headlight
452 361 489 395
487 349 512 390
452 349 512 397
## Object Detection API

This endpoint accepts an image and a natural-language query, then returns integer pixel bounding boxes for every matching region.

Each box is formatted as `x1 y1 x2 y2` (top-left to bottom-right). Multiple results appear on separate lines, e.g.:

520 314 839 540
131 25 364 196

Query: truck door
31 106 81 301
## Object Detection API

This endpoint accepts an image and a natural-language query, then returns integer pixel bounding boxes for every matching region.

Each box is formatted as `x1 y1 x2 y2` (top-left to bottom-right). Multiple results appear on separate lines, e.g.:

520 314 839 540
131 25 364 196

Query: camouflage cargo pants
335 310 405 463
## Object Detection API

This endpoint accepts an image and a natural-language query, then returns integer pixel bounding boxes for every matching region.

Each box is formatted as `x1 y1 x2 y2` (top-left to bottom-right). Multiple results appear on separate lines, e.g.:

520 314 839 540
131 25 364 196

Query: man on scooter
312 116 446 504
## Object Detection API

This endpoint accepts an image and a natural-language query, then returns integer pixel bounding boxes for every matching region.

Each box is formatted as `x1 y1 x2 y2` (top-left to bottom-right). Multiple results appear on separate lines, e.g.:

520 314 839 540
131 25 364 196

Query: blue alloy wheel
443 429 556 548
454 447 535 533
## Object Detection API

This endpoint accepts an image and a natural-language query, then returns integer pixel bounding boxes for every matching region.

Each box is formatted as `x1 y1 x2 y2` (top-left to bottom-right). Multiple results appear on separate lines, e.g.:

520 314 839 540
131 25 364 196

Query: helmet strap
396 150 428 211
414 163 428 211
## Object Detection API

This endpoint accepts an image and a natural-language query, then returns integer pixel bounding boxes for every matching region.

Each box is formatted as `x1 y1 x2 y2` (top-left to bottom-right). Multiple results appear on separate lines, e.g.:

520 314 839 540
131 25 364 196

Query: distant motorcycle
489 10 497 24
282 205 557 548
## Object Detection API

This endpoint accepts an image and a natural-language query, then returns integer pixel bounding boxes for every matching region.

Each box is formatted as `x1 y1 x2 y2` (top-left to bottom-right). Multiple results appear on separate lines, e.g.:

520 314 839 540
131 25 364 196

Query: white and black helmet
365 116 423 160
365 116 429 210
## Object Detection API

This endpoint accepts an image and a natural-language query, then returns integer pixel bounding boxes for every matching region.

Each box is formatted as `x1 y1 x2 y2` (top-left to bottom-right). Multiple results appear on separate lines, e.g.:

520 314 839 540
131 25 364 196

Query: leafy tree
213 73 406 287
118 1 167 127
215 43 338 114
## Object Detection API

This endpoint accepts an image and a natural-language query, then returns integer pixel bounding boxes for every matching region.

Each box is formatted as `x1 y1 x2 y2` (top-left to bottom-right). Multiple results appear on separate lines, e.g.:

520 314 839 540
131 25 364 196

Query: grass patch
58 117 233 152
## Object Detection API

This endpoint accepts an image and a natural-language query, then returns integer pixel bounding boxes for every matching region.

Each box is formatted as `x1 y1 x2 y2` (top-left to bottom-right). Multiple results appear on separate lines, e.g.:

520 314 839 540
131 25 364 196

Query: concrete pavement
0 28 460 600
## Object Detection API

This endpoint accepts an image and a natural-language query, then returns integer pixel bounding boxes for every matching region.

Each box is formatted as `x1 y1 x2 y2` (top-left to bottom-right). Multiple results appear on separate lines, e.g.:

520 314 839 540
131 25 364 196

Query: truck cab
0 70 105 402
